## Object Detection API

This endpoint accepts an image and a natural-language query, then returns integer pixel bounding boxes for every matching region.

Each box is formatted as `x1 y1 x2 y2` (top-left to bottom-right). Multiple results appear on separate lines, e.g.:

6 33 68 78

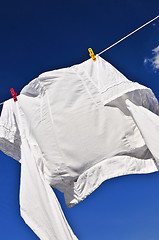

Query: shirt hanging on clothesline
0 55 159 240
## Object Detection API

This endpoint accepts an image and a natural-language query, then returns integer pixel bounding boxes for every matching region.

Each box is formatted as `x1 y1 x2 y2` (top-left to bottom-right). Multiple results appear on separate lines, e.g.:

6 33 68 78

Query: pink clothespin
10 88 18 102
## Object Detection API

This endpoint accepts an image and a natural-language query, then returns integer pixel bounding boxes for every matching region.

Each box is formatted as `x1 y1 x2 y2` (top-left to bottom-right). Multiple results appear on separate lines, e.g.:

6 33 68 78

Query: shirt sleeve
0 100 21 162
126 98 159 168
19 137 78 240
124 88 159 116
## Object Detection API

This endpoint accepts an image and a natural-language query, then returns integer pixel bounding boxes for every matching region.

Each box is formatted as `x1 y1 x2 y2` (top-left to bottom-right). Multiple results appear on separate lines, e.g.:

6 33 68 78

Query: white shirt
0 55 159 239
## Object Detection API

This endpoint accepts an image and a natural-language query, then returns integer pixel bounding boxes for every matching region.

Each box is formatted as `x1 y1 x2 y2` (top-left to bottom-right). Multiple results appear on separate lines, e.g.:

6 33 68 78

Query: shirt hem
64 155 158 208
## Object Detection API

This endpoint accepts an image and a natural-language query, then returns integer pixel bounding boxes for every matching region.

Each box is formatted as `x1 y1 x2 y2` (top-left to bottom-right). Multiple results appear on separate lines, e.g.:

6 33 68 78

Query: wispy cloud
144 45 159 72
152 46 159 69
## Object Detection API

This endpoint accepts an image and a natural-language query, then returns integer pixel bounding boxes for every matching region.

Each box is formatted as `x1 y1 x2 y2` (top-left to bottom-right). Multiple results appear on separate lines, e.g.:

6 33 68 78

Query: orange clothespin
88 48 96 61
10 88 18 102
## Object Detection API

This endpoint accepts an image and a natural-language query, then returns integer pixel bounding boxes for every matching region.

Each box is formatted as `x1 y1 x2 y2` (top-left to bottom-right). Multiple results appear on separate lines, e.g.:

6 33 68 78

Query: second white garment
0 55 159 239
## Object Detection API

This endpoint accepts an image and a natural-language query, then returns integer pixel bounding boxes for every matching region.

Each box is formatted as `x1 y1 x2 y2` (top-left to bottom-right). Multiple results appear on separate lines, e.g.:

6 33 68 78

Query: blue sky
0 0 159 239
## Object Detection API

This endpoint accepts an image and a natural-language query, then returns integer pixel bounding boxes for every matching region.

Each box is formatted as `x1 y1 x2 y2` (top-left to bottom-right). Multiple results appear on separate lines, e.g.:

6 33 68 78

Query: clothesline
0 88 17 106
0 15 158 107
96 15 159 56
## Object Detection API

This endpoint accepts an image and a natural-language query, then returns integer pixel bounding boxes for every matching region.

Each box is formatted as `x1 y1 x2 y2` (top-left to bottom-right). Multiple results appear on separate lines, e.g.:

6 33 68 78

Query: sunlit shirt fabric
0 55 159 240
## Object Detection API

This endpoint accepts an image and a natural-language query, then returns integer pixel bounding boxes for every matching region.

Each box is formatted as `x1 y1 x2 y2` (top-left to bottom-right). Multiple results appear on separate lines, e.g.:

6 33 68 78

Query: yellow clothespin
88 48 96 61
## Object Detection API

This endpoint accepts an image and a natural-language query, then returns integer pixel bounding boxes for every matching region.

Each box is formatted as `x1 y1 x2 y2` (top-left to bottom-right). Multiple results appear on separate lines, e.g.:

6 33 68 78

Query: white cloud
152 45 159 70
144 58 149 64
153 46 159 53
144 45 159 72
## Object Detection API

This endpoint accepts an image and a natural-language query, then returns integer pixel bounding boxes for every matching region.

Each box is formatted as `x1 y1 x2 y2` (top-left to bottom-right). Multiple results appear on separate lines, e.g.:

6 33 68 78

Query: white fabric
0 55 159 239
126 98 159 166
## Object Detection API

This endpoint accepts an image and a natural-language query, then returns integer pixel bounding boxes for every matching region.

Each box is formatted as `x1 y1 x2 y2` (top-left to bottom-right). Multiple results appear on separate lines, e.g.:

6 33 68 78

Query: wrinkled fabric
0 55 159 239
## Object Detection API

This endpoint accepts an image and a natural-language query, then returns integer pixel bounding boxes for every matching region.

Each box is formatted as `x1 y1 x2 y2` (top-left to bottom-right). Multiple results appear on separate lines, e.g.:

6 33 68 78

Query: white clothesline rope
96 15 159 56
0 89 17 106
0 15 158 107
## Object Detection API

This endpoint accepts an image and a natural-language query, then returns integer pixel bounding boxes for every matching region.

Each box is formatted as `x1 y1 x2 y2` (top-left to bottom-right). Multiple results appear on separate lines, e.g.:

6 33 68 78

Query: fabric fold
126 98 159 167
